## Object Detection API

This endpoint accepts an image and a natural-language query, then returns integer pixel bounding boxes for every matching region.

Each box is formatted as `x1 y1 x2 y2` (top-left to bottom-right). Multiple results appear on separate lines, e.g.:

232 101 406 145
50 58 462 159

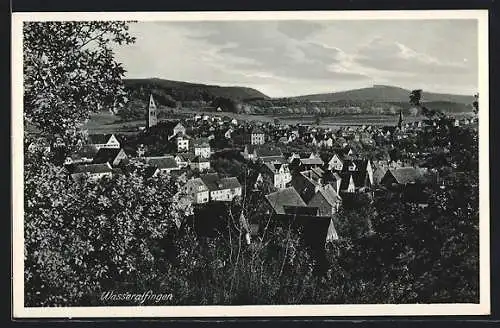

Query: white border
12 10 490 318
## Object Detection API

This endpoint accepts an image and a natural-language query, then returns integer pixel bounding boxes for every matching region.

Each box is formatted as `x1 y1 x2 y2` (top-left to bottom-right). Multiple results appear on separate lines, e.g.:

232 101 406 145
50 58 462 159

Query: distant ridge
291 85 474 104
124 78 270 104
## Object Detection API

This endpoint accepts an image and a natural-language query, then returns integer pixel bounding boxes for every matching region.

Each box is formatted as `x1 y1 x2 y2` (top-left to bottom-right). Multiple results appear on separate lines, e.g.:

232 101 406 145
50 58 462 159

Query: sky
113 19 478 98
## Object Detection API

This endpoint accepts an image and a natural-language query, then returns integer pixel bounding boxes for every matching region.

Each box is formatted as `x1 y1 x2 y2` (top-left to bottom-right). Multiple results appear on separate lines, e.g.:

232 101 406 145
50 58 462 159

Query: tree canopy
23 21 136 146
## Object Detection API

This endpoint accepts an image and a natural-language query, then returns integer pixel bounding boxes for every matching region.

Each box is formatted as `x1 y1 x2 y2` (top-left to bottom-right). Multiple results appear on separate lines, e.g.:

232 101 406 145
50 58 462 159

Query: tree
409 89 422 107
472 93 479 115
23 22 136 148
24 158 180 306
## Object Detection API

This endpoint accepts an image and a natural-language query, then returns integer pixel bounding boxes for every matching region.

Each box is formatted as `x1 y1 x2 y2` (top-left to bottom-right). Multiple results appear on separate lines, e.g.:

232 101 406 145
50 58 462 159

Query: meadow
83 107 469 134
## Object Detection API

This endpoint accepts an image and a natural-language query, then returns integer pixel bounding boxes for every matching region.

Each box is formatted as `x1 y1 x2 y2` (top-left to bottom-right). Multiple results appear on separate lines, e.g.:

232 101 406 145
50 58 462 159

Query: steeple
397 109 404 130
146 93 158 128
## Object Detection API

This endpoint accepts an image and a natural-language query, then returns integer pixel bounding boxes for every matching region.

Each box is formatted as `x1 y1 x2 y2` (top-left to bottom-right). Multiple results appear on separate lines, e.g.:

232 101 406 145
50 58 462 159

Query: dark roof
387 167 420 184
88 134 114 144
71 163 113 174
177 153 196 162
71 145 99 159
145 156 178 169
265 187 307 215
255 146 283 157
191 155 209 163
283 206 319 216
200 173 241 191
311 184 341 208
339 173 354 190
220 177 241 189
92 148 125 164
261 155 287 164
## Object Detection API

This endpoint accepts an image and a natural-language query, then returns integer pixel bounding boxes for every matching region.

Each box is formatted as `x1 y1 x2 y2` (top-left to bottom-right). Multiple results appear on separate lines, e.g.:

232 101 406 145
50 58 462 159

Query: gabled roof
88 134 115 145
92 148 125 164
386 167 420 184
184 177 208 191
265 187 307 215
312 184 341 207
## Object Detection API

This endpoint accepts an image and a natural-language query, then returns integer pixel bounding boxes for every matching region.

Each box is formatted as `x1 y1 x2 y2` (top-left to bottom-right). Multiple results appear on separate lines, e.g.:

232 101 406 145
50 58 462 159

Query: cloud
115 21 478 97
354 36 471 75
276 20 325 40
177 21 368 82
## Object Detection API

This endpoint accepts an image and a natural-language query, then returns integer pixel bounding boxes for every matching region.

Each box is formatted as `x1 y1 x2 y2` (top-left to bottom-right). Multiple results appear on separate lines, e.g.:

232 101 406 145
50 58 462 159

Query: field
84 107 471 134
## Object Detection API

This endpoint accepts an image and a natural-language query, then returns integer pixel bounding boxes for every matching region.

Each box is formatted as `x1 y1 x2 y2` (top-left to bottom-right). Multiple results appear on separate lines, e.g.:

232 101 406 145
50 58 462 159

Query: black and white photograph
12 10 489 317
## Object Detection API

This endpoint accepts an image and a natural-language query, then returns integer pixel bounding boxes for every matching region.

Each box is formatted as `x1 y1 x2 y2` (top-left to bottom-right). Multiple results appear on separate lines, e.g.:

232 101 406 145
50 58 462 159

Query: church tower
146 94 158 128
397 109 404 130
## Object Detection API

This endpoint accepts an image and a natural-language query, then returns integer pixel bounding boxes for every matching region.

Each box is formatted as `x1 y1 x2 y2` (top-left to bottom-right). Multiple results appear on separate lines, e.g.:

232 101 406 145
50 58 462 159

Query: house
340 173 357 193
265 187 308 215
192 138 211 159
380 167 424 188
87 134 120 149
262 162 292 189
323 136 334 148
200 173 242 202
69 163 113 181
264 188 339 246
174 153 192 168
290 170 323 203
143 156 180 176
291 156 324 171
248 128 265 145
164 121 186 140
342 159 374 186
287 152 301 163
189 156 211 172
181 178 210 204
329 172 342 194
307 184 342 216
326 153 344 171
176 135 190 152
92 148 128 166
64 145 99 165
242 145 283 162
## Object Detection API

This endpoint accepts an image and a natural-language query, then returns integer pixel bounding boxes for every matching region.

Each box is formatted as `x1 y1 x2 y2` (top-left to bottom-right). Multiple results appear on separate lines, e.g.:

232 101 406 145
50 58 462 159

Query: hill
124 78 270 105
291 85 474 104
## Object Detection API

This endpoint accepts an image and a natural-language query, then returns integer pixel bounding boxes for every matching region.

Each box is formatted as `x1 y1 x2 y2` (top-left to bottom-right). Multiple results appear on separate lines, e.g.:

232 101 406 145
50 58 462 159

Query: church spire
397 109 404 130
146 93 158 128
